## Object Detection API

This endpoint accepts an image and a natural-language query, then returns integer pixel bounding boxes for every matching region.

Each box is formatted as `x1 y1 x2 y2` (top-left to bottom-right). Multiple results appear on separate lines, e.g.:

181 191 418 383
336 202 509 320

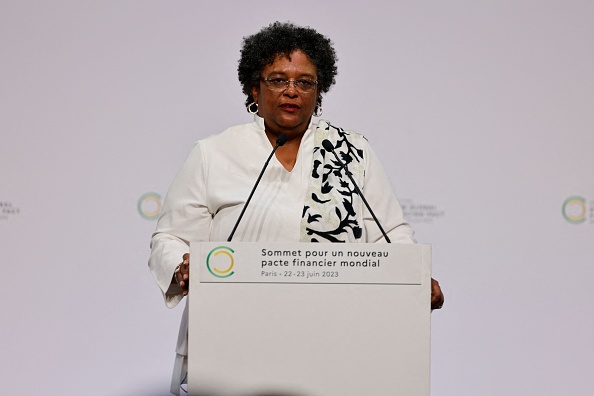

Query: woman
149 22 444 395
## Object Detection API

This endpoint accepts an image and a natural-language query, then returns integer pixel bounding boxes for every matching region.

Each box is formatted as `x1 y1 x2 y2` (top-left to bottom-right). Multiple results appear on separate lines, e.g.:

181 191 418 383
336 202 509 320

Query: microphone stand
322 139 391 243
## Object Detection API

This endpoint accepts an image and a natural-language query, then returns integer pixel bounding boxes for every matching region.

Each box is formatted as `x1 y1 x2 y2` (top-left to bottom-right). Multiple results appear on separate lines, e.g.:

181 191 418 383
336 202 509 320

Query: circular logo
138 192 162 220
562 196 587 224
206 246 235 278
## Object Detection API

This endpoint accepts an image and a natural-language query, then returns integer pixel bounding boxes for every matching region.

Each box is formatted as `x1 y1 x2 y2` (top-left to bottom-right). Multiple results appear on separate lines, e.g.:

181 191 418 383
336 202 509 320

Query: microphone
227 133 288 242
322 139 391 243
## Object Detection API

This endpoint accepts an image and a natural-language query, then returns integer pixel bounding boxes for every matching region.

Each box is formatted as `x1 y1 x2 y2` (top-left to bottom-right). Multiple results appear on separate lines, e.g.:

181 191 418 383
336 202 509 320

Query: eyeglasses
261 77 318 93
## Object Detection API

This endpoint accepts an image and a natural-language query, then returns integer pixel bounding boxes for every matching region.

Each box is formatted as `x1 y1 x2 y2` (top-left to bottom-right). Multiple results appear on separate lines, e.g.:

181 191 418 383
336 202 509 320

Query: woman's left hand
431 278 444 310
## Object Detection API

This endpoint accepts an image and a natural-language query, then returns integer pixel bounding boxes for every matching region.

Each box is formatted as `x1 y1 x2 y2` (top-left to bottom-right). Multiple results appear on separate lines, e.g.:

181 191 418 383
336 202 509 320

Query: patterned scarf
300 120 368 243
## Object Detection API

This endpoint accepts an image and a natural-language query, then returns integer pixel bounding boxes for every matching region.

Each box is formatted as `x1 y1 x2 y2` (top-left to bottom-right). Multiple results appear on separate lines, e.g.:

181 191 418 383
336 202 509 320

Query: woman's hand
431 278 444 310
174 253 190 296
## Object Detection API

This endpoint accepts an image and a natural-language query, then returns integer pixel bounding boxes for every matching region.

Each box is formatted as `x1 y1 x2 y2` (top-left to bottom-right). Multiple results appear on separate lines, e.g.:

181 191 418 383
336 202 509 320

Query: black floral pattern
301 121 366 243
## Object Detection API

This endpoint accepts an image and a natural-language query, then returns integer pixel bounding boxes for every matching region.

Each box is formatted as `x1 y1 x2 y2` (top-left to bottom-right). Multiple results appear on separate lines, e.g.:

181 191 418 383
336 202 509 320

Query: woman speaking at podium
149 22 444 395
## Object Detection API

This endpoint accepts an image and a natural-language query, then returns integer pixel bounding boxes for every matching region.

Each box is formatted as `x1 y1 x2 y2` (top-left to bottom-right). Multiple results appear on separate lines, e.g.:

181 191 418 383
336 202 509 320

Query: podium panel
189 242 431 396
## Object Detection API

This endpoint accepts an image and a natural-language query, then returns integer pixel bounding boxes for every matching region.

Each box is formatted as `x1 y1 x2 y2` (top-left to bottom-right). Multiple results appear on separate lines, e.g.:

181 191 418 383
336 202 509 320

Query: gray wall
1 1 593 394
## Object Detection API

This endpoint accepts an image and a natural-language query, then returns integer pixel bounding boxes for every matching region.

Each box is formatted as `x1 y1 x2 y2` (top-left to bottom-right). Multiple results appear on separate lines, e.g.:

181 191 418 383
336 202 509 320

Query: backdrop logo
206 246 235 278
562 196 587 224
0 201 20 221
138 192 162 220
400 198 445 224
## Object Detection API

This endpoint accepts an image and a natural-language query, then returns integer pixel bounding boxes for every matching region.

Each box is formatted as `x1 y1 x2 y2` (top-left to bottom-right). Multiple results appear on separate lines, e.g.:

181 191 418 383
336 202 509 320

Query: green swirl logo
138 192 162 220
206 246 235 278
562 196 587 224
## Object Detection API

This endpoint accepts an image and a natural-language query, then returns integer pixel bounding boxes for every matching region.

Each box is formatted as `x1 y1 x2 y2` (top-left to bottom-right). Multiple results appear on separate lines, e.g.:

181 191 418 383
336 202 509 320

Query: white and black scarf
300 120 368 243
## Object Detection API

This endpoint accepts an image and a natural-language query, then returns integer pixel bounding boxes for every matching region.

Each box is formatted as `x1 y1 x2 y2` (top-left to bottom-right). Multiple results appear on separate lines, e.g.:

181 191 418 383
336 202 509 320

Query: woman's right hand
175 253 190 296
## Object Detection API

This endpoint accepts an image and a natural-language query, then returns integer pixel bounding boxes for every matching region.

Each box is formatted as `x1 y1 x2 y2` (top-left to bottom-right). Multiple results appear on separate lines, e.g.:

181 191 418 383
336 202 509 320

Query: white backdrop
1 1 593 395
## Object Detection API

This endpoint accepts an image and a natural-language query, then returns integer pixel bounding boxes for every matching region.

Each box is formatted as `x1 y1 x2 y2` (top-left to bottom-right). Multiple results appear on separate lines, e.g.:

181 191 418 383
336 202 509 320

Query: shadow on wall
243 393 308 396
193 390 309 396
135 382 310 396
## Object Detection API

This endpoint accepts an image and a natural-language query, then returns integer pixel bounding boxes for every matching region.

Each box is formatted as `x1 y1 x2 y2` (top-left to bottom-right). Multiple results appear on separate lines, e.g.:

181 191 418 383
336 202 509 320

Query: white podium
188 242 431 396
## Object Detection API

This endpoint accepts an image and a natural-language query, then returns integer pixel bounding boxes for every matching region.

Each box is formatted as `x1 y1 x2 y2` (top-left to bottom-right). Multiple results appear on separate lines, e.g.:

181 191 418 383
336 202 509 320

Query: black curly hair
238 22 338 107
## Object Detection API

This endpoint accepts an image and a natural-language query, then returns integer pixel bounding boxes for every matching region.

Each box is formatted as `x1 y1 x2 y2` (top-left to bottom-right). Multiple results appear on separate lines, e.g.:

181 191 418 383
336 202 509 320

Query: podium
188 242 431 396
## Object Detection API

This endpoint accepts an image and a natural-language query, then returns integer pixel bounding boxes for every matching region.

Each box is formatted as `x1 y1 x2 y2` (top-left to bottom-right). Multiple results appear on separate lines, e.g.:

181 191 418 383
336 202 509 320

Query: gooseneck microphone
322 139 391 243
227 133 289 242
